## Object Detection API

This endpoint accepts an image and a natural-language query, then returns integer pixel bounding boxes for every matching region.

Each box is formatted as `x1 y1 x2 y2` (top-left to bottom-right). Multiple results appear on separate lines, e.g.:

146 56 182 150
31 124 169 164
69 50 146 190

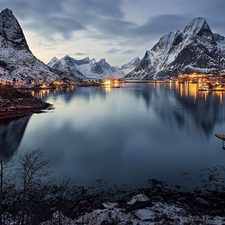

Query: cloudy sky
1 0 225 66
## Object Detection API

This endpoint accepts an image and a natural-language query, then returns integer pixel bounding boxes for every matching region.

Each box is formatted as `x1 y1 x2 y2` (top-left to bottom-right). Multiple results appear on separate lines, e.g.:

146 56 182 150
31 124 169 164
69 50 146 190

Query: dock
215 134 225 140
215 134 225 149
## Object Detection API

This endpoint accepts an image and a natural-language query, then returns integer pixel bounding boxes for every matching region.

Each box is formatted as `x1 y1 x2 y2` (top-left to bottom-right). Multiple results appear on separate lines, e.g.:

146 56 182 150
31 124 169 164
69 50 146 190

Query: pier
215 134 225 149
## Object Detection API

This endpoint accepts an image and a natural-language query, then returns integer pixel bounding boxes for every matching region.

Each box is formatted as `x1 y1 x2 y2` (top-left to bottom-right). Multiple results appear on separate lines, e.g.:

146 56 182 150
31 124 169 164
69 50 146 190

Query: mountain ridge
47 55 141 79
124 17 225 80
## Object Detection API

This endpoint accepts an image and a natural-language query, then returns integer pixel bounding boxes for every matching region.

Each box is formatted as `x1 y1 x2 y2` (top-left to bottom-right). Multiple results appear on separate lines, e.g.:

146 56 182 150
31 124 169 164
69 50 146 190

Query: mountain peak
183 17 211 35
125 17 224 80
64 55 71 59
0 9 82 82
47 57 59 68
49 56 58 61
1 8 13 15
100 58 106 62
0 8 29 50
121 57 141 70
131 57 141 62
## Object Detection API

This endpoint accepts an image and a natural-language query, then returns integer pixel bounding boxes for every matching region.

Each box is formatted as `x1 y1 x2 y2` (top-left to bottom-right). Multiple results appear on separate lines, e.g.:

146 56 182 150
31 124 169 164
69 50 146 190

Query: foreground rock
0 85 52 119
2 178 225 224
42 193 225 225
40 181 225 224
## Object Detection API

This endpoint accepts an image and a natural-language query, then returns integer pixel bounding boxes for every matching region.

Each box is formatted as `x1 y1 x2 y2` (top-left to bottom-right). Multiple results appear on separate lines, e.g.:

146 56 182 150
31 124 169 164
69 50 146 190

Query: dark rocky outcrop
0 85 52 119
0 8 82 82
0 8 29 51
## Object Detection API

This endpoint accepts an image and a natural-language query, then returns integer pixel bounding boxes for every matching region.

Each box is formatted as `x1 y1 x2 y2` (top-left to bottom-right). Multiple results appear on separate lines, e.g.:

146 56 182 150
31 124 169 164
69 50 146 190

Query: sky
0 0 225 67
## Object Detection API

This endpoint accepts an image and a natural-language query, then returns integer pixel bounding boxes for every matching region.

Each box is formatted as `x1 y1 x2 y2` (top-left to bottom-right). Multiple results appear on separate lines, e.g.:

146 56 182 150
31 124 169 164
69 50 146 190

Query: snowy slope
0 9 82 82
48 55 141 79
120 57 141 75
49 55 87 79
125 17 225 80
47 57 59 68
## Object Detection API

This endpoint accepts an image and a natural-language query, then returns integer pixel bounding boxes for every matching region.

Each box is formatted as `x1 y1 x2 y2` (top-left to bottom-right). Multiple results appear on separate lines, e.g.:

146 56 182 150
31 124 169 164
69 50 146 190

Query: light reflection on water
2 83 225 190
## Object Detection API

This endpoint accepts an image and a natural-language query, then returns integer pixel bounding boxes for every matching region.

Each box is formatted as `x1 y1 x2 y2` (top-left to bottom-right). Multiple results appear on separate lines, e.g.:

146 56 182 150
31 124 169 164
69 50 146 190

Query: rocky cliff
124 18 225 80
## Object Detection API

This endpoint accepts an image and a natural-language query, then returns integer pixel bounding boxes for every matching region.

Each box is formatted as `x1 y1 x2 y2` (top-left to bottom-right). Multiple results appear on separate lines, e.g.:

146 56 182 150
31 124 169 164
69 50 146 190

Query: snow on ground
40 202 225 225
40 194 225 225
1 193 225 224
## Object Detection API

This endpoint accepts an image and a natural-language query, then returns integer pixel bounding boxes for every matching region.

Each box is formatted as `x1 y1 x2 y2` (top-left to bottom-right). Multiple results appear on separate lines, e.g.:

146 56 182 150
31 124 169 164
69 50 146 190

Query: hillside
124 18 225 80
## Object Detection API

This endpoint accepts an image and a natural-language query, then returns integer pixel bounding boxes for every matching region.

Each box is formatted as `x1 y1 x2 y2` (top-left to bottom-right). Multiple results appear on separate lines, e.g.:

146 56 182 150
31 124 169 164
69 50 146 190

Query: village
0 77 124 90
167 72 225 91
1 73 225 92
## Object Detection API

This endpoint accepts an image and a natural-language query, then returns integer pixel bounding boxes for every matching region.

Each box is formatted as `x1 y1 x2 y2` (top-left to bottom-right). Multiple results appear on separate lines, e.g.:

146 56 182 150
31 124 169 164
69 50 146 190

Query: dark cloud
46 17 86 39
106 48 121 54
48 17 85 31
202 0 225 35
95 19 135 37
0 0 216 45
0 0 125 41
106 48 136 55
65 0 124 19
75 53 87 56
0 0 62 19
1 1 225 40
4 0 129 43
121 50 136 55
133 15 190 38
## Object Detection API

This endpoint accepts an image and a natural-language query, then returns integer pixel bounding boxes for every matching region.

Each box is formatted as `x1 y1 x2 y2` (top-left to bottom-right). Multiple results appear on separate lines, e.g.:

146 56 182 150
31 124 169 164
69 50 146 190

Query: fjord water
3 83 225 190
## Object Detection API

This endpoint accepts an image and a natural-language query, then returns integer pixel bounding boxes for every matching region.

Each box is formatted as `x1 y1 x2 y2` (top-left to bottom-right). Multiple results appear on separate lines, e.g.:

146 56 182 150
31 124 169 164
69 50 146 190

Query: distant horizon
0 0 224 67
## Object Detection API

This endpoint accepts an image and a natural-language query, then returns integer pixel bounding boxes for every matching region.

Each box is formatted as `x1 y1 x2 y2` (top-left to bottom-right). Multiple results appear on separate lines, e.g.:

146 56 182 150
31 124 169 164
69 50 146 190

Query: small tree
50 172 73 225
16 149 53 225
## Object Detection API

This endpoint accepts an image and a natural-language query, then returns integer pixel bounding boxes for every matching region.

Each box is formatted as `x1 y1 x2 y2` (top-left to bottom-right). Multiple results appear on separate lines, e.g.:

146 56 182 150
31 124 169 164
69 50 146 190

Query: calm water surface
2 83 225 190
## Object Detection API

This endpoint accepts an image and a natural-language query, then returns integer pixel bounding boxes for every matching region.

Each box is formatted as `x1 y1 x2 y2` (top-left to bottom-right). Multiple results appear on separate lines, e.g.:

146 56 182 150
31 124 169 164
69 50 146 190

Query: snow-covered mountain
47 57 59 68
0 8 82 82
46 55 86 79
120 57 141 75
48 55 140 79
124 17 225 80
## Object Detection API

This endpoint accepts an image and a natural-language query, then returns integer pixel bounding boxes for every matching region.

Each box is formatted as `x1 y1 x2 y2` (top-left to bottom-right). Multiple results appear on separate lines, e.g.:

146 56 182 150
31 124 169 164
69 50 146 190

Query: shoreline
18 180 225 224
0 85 53 120
1 174 225 224
0 105 53 120
2 79 225 121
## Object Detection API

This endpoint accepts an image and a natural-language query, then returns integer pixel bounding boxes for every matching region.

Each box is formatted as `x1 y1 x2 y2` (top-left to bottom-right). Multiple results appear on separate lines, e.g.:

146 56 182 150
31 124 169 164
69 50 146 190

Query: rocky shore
1 168 225 224
40 182 225 224
0 85 53 120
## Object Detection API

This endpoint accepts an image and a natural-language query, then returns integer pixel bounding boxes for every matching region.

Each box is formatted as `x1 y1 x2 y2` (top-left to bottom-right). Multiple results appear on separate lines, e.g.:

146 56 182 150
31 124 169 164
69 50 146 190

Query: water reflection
31 87 75 103
31 83 225 138
131 83 225 137
0 116 31 159
28 83 225 143
15 83 225 190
